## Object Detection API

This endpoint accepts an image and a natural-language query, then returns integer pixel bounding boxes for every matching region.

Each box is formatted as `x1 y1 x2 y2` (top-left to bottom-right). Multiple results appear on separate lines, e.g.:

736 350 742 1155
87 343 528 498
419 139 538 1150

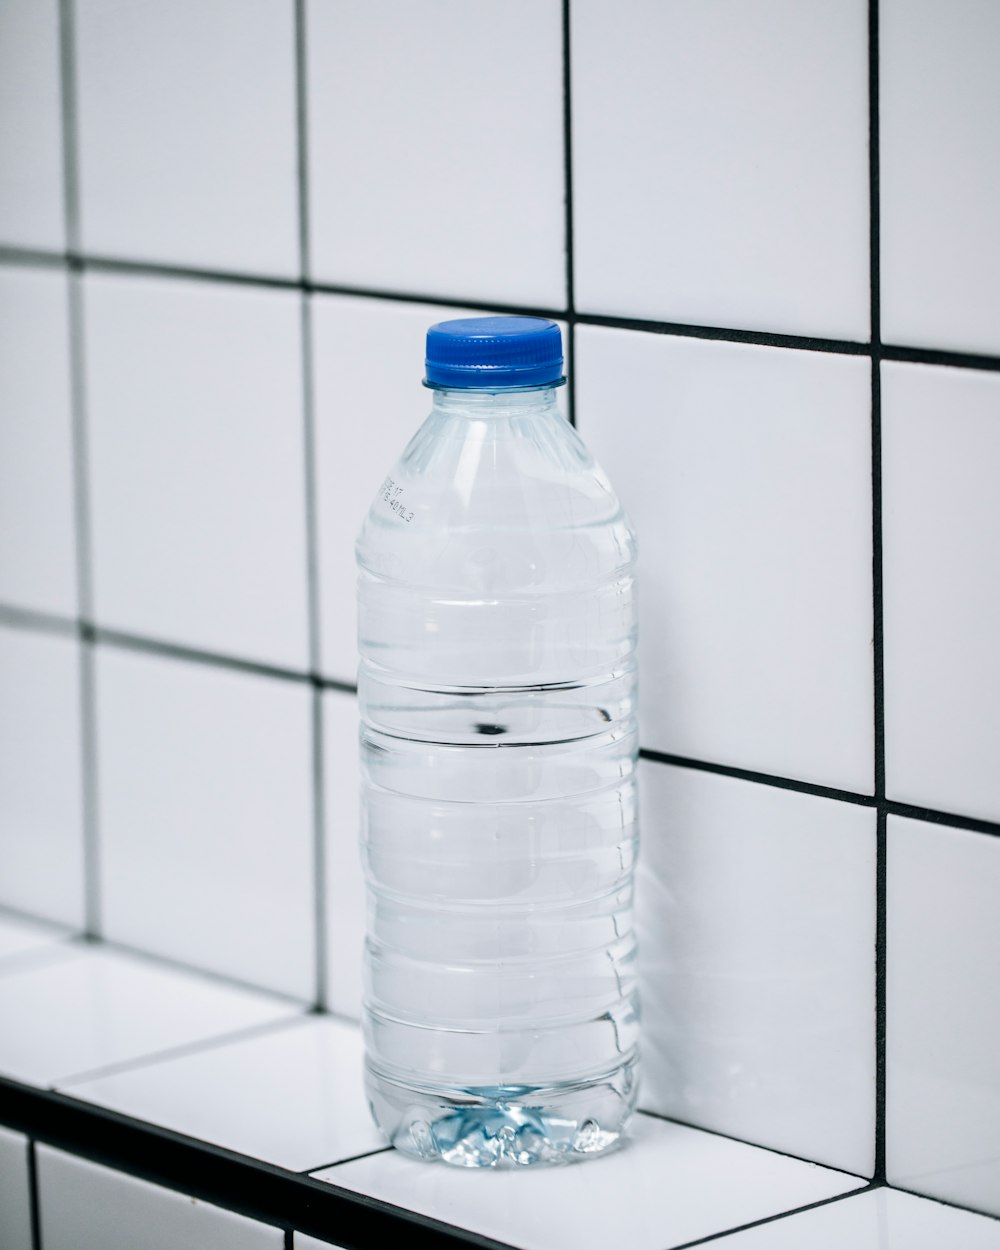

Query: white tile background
0 1125 33 1250
1 0 999 1236
0 0 65 251
37 1146 284 1250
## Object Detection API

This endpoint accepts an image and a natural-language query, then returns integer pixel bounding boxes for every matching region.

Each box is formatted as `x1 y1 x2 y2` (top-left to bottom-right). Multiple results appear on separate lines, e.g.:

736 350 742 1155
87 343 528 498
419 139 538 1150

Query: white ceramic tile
638 761 876 1175
887 816 1000 1215
0 944 297 1086
37 1146 282 1250
318 1113 864 1250
75 0 297 276
0 265 77 616
85 272 309 668
306 0 565 306
0 626 84 926
0 0 64 249
311 295 569 679
883 363 1000 821
0 1127 32 1250
881 2 1000 355
572 0 869 338
295 1236 348 1250
323 689 364 1019
66 1016 385 1172
0 911 72 965
96 645 315 1000
708 1188 1000 1248
576 325 874 791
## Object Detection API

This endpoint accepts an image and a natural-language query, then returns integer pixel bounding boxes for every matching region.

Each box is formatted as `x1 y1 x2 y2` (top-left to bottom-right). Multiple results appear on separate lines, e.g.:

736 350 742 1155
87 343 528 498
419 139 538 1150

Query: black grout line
0 1079 523 1250
308 280 561 321
638 748 877 808
84 252 301 292
316 674 359 697
294 0 312 286
294 0 329 1014
869 0 887 1186
64 275 93 619
566 322 577 427
575 311 872 357
27 1138 43 1250
56 0 80 255
561 0 574 314
5 595 1000 839
0 244 66 269
58 0 101 942
302 1146 393 1175
875 810 887 1180
91 625 310 684
284 1229 294 1250
664 1184 880 1250
886 1181 1000 1224
0 602 77 638
67 273 100 938
0 901 81 935
4 243 1000 374
0 599 361 697
882 342 1000 374
74 931 312 1008
637 1109 870 1182
79 642 101 936
884 800 1000 838
55 1014 308 1090
310 688 329 1011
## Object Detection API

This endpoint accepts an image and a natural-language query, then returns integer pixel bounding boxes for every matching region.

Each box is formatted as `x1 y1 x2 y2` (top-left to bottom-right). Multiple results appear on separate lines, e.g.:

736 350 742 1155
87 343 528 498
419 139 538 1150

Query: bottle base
365 1055 638 1169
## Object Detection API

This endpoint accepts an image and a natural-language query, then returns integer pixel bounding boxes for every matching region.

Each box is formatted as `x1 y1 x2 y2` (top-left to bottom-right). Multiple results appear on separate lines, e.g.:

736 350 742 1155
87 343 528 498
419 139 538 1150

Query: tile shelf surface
1 914 997 1250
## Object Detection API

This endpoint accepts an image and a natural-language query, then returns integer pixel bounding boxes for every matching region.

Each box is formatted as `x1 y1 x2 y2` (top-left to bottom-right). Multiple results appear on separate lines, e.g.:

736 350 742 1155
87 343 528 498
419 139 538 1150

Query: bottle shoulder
356 407 636 591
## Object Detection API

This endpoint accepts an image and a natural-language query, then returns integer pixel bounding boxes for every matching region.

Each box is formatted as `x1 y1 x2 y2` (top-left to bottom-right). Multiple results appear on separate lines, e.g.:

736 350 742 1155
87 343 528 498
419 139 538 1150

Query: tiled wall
1 0 998 1219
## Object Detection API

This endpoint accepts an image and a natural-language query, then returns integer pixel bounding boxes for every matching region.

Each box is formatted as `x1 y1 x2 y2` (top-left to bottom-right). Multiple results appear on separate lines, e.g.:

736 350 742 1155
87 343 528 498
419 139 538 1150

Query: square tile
637 761 876 1175
0 944 297 1086
96 645 316 1000
306 0 565 306
295 1236 347 1250
576 326 874 791
0 265 77 616
0 0 64 249
84 272 309 668
317 1113 864 1250
0 625 85 926
322 689 364 1019
75 0 297 276
572 0 869 338
65 1016 384 1172
710 1188 1000 1248
887 815 1000 1215
0 911 73 966
37 1146 282 1250
311 295 568 680
883 363 1000 821
0 1126 32 1250
881 2 1000 354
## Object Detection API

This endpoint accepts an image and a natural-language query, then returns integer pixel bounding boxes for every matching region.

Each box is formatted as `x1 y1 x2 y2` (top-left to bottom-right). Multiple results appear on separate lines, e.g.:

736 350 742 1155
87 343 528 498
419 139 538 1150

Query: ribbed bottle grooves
356 368 638 1166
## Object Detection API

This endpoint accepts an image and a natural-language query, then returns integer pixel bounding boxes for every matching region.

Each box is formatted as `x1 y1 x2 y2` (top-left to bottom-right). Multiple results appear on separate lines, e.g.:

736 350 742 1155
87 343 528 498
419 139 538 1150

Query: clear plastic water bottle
356 317 639 1167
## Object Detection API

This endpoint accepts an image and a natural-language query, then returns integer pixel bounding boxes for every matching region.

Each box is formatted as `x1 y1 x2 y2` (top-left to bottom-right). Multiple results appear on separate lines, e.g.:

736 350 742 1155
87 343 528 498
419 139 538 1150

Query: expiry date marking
380 476 414 523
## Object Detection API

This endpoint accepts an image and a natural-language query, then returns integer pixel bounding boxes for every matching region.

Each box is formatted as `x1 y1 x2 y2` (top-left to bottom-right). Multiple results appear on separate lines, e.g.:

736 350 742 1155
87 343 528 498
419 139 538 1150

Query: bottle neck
430 386 561 418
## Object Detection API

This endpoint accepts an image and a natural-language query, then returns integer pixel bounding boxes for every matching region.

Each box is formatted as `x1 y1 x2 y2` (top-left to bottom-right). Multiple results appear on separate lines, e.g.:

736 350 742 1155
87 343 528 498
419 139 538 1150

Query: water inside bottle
357 383 639 1167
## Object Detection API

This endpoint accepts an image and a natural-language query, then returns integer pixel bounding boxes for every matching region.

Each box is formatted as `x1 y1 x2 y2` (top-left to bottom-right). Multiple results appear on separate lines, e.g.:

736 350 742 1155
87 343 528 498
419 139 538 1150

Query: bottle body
357 386 639 1167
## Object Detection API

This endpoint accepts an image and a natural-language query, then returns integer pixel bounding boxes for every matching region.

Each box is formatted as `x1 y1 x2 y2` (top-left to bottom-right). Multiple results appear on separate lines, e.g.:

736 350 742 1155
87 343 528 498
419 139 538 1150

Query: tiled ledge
1 915 998 1250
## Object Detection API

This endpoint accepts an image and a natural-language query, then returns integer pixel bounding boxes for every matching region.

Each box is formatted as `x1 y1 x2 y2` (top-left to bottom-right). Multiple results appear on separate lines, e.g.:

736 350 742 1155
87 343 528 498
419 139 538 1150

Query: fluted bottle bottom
365 1053 639 1168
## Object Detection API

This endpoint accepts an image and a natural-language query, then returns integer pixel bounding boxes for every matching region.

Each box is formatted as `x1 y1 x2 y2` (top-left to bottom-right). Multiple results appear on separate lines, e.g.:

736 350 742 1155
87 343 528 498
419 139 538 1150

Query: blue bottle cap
425 316 565 390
